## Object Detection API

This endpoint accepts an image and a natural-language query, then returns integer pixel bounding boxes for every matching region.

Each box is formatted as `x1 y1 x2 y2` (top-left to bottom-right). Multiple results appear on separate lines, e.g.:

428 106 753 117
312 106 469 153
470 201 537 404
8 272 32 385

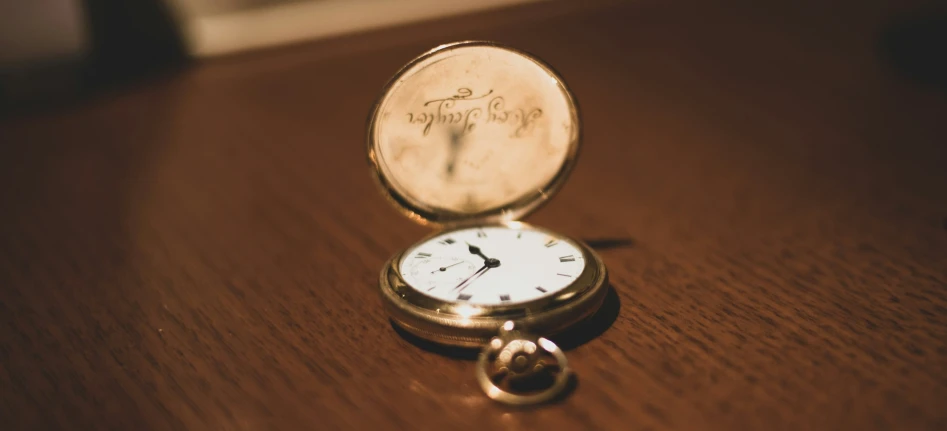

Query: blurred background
0 0 549 113
5 0 947 113
3 0 946 116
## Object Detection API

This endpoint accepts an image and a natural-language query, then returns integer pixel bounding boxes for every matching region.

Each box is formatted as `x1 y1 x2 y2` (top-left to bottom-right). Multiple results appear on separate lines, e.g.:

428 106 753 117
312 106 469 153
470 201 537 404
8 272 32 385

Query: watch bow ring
476 321 572 405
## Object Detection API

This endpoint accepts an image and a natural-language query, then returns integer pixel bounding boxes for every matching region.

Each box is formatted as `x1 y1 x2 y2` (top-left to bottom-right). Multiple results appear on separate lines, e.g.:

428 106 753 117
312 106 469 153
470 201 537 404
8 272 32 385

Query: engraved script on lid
370 42 579 225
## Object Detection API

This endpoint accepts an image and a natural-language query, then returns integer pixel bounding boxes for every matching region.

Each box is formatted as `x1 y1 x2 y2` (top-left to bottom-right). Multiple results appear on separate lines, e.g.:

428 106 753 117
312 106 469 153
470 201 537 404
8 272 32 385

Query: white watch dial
400 226 586 305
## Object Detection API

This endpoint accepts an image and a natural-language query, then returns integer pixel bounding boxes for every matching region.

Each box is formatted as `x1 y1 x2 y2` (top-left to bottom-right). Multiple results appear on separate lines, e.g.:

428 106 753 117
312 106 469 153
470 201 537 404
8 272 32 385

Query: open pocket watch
367 41 608 405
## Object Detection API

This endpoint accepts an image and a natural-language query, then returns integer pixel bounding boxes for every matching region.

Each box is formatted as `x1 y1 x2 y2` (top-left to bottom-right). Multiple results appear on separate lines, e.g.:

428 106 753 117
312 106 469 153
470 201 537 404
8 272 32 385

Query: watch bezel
378 221 608 347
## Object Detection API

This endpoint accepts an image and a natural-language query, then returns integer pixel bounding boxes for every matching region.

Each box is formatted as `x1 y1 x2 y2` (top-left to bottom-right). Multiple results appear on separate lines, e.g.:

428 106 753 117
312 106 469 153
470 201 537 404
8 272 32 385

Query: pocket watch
366 41 608 405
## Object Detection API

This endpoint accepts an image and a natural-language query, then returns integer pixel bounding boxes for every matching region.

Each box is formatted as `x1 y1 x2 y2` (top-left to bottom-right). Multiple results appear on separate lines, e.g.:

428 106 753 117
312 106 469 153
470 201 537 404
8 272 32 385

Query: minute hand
452 265 490 292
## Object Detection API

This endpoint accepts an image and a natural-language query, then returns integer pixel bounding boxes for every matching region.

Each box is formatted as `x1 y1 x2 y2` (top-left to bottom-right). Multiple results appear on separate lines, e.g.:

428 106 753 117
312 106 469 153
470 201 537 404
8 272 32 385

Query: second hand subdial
407 256 477 292
432 261 466 273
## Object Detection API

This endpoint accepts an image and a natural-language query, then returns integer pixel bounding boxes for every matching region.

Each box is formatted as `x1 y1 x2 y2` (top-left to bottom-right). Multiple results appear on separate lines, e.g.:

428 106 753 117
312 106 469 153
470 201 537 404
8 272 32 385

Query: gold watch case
367 41 606 349
379 221 608 347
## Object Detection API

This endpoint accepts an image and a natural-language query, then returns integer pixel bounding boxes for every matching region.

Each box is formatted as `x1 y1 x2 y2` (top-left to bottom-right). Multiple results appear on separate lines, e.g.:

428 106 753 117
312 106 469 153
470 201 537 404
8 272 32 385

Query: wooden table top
2 1 946 430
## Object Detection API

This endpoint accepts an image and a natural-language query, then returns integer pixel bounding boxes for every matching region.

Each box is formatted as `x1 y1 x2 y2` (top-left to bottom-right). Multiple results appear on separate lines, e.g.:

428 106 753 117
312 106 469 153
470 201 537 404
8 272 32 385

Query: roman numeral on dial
415 252 432 258
438 238 456 245
559 255 575 262
545 240 559 248
499 294 510 302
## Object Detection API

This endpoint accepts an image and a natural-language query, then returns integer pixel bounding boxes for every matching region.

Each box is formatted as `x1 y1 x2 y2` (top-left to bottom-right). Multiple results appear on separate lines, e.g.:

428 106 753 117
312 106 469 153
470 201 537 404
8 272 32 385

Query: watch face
399 226 586 306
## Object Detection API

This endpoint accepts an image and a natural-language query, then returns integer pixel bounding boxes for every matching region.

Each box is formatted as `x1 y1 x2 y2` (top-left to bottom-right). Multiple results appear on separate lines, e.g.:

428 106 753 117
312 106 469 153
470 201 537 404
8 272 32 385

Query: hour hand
466 242 501 268
467 242 498 260
467 242 487 260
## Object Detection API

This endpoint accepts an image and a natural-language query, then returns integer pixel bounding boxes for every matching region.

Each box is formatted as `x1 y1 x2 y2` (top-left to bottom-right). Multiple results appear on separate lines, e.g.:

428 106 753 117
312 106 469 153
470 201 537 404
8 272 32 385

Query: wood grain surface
2 1 947 429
